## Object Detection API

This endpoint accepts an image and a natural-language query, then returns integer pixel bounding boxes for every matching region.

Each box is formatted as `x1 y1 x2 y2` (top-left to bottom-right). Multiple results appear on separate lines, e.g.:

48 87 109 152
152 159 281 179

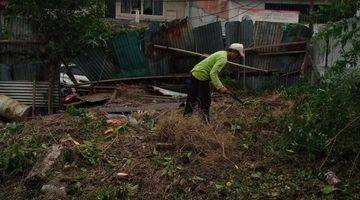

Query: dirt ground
1 86 349 199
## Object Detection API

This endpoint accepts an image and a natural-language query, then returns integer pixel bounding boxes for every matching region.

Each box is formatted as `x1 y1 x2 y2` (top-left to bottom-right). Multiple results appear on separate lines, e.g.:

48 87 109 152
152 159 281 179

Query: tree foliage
312 0 359 22
5 0 110 58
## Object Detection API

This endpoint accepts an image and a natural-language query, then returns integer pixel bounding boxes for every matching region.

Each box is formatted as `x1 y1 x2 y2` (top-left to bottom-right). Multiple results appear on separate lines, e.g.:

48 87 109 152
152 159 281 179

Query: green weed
0 135 39 175
95 186 118 200
0 123 24 142
229 118 244 133
155 153 176 179
77 141 99 166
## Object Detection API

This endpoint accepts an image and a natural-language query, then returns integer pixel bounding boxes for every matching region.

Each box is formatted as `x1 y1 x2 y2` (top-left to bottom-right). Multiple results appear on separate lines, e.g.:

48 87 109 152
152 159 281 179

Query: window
121 0 163 16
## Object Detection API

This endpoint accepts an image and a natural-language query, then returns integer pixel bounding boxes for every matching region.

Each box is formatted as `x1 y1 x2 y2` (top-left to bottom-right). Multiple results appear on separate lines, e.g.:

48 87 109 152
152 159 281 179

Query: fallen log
0 94 31 121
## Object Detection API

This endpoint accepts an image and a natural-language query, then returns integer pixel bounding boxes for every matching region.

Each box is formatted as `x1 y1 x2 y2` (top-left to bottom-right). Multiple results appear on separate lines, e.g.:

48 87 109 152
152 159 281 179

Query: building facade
110 0 327 26
111 0 188 22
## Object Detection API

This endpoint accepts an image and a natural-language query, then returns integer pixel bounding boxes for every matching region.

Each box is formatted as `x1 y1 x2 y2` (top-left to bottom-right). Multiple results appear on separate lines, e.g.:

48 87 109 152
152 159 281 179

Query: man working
184 43 245 122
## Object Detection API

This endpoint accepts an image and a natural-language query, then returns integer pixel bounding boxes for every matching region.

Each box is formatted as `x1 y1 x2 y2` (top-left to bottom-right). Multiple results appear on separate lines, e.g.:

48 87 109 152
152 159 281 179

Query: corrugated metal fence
0 17 60 109
0 81 59 107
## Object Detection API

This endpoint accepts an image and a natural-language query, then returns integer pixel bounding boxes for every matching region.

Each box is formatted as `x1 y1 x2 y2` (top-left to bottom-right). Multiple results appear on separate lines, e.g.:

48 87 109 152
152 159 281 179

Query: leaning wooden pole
153 44 270 73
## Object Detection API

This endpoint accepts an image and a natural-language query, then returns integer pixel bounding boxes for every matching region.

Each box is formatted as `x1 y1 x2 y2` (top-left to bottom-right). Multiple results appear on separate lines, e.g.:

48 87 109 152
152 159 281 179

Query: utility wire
188 0 262 20
227 1 264 21
188 0 265 21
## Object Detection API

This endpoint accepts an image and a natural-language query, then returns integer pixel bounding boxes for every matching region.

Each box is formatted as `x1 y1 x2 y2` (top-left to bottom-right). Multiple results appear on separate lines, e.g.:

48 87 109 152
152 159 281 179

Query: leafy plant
0 123 24 143
0 135 40 175
230 119 244 133
155 153 176 179
65 107 87 117
95 186 118 200
279 65 360 160
65 107 93 124
255 105 271 126
77 141 99 166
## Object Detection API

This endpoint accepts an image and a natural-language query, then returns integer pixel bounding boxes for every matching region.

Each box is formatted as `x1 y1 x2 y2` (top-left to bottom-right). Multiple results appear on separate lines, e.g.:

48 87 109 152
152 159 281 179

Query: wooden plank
0 40 44 44
101 102 182 113
258 50 307 56
154 44 270 73
64 74 190 87
245 41 307 51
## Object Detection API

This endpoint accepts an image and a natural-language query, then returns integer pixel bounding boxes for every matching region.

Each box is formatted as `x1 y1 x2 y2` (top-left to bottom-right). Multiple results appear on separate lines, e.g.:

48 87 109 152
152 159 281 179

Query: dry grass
0 90 297 199
155 111 236 162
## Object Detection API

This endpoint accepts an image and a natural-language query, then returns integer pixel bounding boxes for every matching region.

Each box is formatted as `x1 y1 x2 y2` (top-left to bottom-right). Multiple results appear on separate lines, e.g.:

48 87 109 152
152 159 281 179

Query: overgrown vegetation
277 0 360 185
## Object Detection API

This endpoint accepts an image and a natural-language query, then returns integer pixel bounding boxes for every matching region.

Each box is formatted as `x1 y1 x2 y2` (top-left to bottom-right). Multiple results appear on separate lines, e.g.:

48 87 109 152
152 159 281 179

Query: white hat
229 43 245 57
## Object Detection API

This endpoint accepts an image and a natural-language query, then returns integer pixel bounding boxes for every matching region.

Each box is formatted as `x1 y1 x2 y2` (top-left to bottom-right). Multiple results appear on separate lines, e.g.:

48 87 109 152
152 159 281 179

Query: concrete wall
115 0 188 22
313 18 359 77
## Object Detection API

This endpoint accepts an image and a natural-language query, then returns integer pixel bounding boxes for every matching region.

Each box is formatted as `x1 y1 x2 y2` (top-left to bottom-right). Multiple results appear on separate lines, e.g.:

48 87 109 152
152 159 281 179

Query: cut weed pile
106 84 177 107
0 91 357 199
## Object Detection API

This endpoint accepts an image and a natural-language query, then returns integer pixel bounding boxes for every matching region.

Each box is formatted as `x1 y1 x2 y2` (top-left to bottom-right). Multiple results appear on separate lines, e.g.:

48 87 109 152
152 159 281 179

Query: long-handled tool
229 92 244 104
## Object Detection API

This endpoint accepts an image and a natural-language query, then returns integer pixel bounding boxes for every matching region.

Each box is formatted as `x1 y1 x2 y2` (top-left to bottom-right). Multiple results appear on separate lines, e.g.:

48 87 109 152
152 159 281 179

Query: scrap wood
63 93 111 108
141 94 186 100
25 144 63 187
151 86 187 98
258 50 307 56
156 142 175 150
245 41 307 52
64 74 189 88
101 102 182 114
77 93 111 103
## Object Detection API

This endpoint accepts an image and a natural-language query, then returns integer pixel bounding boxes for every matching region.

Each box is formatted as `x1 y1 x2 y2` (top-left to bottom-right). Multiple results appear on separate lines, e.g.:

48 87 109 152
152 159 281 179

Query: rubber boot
183 103 193 117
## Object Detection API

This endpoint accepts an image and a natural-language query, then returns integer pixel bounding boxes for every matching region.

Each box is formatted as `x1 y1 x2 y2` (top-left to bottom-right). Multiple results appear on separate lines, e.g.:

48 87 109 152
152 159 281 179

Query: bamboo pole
153 44 270 73
244 41 307 51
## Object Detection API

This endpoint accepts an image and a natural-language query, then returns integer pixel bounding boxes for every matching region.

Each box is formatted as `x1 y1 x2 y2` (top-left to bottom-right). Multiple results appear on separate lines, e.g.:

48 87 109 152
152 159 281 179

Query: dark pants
184 75 211 116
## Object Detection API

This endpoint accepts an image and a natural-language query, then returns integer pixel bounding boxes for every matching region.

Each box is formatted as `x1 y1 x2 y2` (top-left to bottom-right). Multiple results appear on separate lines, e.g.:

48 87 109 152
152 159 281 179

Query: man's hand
219 86 229 94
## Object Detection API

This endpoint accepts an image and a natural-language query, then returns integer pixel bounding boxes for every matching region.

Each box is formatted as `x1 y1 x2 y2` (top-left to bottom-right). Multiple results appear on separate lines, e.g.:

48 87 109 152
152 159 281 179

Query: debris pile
0 87 300 199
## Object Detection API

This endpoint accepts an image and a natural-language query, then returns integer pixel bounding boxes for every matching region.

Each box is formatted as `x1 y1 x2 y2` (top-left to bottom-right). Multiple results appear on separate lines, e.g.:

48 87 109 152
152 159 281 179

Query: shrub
279 66 360 161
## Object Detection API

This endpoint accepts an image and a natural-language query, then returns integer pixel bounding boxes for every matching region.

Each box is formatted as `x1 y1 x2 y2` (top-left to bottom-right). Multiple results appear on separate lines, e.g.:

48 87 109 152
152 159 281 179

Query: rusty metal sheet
194 21 224 54
78 93 111 103
253 21 284 53
145 19 197 74
144 23 170 76
225 20 254 48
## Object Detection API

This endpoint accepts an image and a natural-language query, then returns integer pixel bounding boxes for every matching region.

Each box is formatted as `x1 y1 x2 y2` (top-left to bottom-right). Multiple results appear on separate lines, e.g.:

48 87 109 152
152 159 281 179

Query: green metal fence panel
111 32 149 77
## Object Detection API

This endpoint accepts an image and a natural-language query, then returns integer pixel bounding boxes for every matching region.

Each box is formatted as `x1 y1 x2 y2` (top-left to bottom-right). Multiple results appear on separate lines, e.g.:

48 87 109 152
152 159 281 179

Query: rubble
0 84 303 199
25 144 63 187
40 179 67 200
151 86 187 98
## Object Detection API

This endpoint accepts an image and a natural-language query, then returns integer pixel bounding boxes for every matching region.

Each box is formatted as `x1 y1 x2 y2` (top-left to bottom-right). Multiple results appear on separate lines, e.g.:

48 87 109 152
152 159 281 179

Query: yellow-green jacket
191 50 227 89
